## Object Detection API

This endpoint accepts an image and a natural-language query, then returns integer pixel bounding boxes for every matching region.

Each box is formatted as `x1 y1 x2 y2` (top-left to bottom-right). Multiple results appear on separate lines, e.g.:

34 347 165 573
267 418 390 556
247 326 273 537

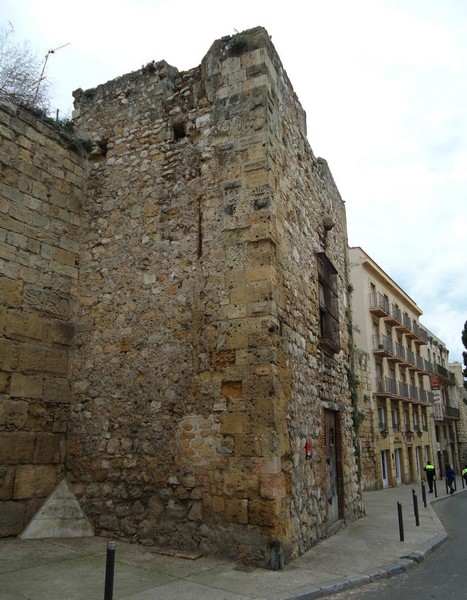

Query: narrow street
332 491 467 600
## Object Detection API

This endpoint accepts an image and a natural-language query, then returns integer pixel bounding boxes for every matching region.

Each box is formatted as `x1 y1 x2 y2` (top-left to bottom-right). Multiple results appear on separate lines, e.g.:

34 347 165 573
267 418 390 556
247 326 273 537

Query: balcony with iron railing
375 377 429 404
405 348 415 366
434 363 456 383
373 334 394 356
412 322 428 344
385 303 403 326
415 354 424 370
398 382 408 398
402 313 412 331
369 292 390 317
376 377 398 396
394 341 406 362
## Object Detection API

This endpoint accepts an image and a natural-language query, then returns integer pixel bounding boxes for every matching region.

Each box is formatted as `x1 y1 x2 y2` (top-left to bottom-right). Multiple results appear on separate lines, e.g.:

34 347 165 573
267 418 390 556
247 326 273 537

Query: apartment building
349 247 460 489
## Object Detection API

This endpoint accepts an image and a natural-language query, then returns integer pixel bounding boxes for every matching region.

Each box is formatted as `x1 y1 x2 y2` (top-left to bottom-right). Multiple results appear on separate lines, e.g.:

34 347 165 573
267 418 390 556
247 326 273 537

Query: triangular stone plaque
20 479 94 539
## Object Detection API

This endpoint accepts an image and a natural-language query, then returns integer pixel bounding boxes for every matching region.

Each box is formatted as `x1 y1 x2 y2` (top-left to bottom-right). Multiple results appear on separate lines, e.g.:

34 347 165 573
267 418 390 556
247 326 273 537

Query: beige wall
0 102 86 535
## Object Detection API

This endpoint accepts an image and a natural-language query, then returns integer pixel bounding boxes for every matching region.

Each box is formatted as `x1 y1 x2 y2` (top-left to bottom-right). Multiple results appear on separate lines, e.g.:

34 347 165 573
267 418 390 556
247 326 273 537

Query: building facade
0 28 362 567
349 247 460 490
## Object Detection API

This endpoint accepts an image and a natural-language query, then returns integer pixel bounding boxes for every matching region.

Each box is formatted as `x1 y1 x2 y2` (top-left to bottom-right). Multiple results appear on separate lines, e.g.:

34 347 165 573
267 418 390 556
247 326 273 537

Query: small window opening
173 122 186 141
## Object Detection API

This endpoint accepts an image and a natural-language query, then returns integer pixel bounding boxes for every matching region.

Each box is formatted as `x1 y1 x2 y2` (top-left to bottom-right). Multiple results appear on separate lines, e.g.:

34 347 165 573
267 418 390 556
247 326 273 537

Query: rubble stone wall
0 102 86 535
69 27 361 566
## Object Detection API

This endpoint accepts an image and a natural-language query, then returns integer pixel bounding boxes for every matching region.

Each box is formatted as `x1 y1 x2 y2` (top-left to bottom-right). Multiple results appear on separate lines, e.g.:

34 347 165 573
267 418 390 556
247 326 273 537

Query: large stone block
0 399 28 427
0 275 23 307
43 376 71 403
33 433 65 464
18 344 67 374
13 464 60 499
0 466 14 499
225 498 248 524
10 373 43 398
0 338 18 371
0 500 26 536
248 497 282 527
5 311 45 340
0 432 35 463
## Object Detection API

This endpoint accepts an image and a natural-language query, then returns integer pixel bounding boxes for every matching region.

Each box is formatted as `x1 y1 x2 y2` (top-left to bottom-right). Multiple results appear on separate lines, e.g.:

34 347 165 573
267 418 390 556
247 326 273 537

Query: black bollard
397 501 404 541
421 481 427 508
434 478 438 498
104 540 116 600
454 477 457 492
463 475 465 489
445 478 448 495
412 489 420 526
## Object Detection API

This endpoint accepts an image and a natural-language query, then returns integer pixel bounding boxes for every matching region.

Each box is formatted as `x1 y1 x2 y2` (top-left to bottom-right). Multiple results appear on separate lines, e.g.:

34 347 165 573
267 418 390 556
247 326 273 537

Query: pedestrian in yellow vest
462 465 467 486
424 461 436 493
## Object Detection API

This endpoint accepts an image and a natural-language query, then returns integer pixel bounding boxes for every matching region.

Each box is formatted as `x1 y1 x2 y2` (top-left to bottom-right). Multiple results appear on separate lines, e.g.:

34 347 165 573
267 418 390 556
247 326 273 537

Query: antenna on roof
33 42 70 106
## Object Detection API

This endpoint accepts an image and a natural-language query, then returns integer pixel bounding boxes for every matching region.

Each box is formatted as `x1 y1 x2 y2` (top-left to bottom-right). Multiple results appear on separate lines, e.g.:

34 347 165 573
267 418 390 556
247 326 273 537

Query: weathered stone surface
0 101 84 537
0 27 361 566
13 464 61 499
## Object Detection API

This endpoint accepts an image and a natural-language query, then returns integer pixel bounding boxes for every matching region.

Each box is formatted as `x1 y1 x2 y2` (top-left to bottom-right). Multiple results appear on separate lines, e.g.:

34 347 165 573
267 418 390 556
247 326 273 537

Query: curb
284 529 448 600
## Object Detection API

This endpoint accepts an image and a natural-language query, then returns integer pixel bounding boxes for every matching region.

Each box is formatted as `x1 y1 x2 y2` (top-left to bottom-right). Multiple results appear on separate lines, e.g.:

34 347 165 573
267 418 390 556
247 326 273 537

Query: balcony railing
419 389 428 403
406 349 415 365
394 342 406 361
415 355 424 370
391 304 402 323
402 313 412 330
409 384 418 400
376 377 398 395
369 292 390 316
373 334 393 354
434 363 456 383
398 382 408 397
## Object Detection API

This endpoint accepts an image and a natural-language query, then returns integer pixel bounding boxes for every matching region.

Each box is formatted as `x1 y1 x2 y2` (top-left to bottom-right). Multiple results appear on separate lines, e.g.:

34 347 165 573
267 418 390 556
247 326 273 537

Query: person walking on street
462 465 467 487
424 461 436 493
445 464 456 494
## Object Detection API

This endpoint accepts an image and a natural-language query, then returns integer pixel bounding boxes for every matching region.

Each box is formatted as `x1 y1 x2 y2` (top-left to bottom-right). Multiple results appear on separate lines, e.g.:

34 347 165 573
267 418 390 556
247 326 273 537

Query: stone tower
66 26 361 567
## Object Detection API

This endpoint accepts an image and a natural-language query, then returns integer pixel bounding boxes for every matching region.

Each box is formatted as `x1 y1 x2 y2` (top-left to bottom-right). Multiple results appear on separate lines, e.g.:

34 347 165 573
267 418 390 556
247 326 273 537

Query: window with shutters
317 252 340 355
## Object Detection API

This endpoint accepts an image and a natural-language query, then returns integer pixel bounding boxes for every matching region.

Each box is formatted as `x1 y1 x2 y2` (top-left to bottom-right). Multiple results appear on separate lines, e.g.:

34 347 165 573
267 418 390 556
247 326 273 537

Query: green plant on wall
346 292 364 482
227 33 248 57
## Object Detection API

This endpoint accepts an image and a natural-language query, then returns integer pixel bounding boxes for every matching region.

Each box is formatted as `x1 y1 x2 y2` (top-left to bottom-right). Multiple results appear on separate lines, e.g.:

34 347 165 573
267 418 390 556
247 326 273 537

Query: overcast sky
3 0 466 362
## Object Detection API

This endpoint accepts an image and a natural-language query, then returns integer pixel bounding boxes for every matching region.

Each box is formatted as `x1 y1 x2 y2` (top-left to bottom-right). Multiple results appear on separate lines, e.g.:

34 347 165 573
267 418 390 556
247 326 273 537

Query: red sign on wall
429 374 440 390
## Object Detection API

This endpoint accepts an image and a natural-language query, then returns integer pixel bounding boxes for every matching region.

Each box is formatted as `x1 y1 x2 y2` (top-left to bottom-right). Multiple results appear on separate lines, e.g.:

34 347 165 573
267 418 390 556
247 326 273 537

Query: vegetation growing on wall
346 284 365 482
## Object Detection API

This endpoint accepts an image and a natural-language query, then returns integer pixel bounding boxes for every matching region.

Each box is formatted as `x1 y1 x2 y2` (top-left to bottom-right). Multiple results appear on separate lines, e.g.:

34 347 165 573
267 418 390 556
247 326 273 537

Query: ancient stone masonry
0 102 86 535
1 26 362 567
68 27 361 566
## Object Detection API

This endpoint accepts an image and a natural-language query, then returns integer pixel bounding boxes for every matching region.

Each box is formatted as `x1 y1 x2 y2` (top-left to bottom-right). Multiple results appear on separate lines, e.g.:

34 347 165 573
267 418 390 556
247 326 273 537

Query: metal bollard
397 501 404 541
412 489 420 526
421 481 427 508
104 540 116 600
434 478 437 498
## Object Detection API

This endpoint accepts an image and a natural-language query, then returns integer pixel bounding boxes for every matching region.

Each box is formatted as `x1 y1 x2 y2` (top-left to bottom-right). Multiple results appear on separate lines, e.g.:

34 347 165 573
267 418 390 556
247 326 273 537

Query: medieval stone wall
0 27 362 567
0 102 86 535
68 27 361 566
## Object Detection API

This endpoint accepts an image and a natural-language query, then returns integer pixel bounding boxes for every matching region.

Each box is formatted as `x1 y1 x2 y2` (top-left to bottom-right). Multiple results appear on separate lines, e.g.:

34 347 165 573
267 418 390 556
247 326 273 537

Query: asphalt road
331 491 467 600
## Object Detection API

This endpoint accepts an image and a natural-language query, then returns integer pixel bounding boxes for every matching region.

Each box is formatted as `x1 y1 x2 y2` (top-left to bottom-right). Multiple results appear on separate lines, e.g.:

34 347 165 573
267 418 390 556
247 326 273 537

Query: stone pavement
0 482 462 600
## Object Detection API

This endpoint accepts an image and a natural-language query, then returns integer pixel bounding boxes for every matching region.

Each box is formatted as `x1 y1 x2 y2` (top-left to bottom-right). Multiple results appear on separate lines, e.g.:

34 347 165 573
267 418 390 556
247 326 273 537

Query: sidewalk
0 483 460 600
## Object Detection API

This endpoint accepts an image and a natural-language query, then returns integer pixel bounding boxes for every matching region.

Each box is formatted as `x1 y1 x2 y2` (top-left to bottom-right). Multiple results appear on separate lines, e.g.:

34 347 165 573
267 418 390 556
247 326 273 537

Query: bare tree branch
0 24 50 111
